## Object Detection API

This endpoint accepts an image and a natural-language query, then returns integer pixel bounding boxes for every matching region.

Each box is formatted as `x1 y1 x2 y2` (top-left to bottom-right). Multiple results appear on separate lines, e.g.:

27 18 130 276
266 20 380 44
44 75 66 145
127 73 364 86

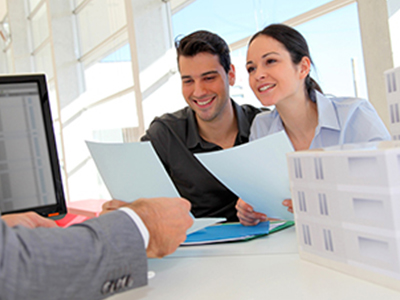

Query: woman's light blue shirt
250 91 391 148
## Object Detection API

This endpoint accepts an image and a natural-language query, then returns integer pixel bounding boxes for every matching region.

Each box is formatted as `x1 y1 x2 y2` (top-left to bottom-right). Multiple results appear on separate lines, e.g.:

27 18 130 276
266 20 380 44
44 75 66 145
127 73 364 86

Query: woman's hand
235 198 267 226
282 199 293 213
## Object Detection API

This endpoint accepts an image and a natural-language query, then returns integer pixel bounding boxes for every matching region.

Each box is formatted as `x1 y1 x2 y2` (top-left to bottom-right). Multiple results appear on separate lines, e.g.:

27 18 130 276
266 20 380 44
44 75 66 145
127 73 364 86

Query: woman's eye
247 66 255 73
266 59 276 64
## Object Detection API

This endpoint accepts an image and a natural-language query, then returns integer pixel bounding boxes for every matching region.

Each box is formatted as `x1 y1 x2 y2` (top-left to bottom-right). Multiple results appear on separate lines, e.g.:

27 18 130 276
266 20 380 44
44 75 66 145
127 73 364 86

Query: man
0 197 193 300
139 30 264 222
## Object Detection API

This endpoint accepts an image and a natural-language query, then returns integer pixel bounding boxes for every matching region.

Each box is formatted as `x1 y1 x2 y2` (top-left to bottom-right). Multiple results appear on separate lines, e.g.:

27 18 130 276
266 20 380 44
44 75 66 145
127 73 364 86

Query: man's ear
299 56 311 80
228 64 236 86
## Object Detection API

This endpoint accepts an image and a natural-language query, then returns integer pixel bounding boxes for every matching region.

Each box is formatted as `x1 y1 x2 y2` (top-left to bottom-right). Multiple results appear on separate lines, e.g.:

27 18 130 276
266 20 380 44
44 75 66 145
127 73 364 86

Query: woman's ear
299 56 311 80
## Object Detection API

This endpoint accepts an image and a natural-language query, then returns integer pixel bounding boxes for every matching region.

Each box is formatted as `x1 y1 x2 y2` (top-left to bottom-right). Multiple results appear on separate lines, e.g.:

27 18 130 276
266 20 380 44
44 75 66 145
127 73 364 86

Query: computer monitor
0 74 66 219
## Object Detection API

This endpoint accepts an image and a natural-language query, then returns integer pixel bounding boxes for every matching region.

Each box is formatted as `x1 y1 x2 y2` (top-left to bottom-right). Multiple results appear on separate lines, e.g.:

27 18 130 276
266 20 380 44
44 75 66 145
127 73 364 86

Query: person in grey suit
0 197 193 300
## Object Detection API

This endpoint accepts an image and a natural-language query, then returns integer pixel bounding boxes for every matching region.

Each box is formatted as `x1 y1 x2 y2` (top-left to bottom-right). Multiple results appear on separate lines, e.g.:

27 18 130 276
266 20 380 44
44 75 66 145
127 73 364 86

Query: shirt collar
233 100 252 144
186 108 204 149
186 99 246 150
315 91 340 133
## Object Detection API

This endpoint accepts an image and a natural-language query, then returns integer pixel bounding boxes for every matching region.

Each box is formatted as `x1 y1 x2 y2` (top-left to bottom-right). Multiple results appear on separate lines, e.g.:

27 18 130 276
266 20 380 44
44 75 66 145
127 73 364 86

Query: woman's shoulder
317 92 374 118
253 108 277 120
319 92 368 107
250 109 282 140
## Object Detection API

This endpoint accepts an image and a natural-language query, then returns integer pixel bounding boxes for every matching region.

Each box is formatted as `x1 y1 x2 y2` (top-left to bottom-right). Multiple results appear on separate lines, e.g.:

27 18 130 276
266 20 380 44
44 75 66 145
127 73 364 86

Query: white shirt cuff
118 207 150 249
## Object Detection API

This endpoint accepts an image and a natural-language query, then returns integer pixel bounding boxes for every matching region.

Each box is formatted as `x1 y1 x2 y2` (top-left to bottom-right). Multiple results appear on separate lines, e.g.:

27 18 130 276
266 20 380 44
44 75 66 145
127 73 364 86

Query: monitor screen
0 74 66 219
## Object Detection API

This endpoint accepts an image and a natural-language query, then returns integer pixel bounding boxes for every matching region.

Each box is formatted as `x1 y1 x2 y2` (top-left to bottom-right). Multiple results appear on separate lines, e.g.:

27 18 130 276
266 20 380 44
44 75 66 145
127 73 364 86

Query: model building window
314 157 324 180
387 71 397 93
318 193 329 216
390 103 400 124
298 191 307 212
294 158 303 179
348 157 378 178
323 229 334 252
302 224 312 246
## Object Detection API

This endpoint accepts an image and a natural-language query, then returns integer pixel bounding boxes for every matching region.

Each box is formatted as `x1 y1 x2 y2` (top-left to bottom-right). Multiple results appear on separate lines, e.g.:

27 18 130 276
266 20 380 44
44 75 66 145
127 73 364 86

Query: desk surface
109 227 400 300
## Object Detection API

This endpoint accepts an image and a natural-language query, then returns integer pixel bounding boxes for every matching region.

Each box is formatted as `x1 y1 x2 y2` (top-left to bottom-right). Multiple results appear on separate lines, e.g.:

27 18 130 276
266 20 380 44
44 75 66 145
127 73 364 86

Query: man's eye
183 79 193 84
204 76 215 81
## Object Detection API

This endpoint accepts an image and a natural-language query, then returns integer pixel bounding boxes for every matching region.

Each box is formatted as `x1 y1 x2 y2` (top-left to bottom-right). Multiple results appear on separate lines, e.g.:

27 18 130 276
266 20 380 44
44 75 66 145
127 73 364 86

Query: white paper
86 141 225 233
195 131 294 220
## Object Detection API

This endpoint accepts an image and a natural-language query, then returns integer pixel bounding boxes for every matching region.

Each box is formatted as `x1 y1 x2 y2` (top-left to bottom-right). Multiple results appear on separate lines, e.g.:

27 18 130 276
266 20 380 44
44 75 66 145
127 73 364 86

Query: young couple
103 24 390 225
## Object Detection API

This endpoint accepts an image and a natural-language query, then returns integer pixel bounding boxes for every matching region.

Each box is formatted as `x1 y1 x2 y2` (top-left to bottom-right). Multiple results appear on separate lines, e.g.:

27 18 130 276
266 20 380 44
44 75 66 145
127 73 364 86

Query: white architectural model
287 141 400 291
386 66 400 140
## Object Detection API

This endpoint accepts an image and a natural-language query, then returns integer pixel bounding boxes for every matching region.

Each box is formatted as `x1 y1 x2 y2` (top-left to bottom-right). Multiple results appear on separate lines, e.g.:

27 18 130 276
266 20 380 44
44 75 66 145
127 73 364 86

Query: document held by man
86 141 225 234
195 131 295 220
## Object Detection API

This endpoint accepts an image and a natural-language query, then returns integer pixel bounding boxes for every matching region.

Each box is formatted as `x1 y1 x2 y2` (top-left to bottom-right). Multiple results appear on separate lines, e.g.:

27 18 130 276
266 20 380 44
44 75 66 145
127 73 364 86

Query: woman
236 24 391 226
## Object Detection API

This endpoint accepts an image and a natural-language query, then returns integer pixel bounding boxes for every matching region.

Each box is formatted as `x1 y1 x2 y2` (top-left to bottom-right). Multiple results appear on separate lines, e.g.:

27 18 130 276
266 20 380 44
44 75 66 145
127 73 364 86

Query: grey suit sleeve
0 210 148 300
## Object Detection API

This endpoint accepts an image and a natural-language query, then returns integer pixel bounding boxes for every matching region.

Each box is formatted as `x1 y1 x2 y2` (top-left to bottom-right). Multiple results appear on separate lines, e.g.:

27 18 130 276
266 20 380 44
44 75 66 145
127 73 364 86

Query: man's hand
100 199 127 215
2 211 58 228
125 197 193 258
235 198 267 226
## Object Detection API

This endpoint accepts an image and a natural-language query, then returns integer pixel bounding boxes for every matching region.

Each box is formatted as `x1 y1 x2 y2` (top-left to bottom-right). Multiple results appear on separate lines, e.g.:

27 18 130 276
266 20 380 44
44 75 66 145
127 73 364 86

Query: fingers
236 198 267 226
100 199 127 215
2 212 58 229
129 197 193 258
282 199 294 214
34 214 58 228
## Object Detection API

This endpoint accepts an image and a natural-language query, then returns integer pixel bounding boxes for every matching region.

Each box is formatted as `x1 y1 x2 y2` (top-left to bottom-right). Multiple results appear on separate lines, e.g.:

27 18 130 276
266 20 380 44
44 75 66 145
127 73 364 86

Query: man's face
179 52 235 123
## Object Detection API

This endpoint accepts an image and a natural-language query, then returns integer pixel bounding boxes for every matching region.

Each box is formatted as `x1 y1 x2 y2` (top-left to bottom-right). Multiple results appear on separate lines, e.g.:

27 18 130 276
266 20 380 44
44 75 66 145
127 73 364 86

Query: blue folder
182 221 271 245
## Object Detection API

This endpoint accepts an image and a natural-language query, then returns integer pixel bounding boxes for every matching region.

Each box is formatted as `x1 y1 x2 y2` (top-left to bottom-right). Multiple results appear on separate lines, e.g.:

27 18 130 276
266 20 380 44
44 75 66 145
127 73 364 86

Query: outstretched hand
124 197 193 258
2 211 58 228
100 199 127 215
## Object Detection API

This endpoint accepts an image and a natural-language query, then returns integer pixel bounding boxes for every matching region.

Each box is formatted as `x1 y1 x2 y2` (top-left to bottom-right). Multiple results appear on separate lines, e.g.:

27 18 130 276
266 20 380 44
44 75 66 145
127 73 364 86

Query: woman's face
246 35 309 107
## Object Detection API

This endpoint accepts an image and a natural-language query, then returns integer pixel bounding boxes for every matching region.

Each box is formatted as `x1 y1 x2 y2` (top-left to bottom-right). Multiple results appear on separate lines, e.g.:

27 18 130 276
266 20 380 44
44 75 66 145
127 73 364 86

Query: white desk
109 227 400 300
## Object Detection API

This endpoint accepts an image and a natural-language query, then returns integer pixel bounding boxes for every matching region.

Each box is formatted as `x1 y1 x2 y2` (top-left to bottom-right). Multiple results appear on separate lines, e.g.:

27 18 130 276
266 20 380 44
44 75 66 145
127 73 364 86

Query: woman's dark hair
175 30 231 74
249 24 322 102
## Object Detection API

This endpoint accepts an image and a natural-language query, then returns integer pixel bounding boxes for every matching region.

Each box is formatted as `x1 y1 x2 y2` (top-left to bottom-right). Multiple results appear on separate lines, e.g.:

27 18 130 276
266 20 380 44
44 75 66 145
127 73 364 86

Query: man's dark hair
175 30 231 74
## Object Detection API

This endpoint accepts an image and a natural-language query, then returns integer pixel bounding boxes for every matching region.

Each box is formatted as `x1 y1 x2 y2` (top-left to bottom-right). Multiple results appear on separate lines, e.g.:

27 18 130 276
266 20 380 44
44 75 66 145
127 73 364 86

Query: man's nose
193 81 207 97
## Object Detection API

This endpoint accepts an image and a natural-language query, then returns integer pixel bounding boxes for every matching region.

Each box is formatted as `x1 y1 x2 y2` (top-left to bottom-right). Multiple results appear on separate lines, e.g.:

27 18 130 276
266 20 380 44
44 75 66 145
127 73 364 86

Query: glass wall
171 0 367 111
388 0 400 67
1 0 397 203
63 0 138 201
172 0 332 44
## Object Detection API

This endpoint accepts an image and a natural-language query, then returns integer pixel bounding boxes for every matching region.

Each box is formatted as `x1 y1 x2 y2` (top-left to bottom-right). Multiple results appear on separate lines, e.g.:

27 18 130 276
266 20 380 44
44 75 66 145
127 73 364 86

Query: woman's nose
255 68 266 81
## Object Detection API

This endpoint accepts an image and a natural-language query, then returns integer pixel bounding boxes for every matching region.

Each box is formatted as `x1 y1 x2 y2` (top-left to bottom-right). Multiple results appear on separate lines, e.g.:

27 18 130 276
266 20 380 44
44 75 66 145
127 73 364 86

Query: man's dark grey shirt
141 100 264 221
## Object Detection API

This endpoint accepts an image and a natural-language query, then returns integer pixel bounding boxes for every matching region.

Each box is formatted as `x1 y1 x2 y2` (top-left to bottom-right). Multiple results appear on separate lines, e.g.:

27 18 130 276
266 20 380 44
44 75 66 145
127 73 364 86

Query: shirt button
126 275 134 288
116 277 125 291
101 281 112 295
109 280 116 293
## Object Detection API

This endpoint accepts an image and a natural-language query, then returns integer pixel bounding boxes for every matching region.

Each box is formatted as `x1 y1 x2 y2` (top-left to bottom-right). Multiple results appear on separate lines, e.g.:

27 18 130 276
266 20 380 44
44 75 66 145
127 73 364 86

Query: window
172 0 332 45
318 193 329 216
294 158 303 179
387 0 400 67
314 157 324 180
298 191 307 212
302 224 312 246
3 0 395 203
296 3 367 99
75 0 127 56
323 229 334 252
